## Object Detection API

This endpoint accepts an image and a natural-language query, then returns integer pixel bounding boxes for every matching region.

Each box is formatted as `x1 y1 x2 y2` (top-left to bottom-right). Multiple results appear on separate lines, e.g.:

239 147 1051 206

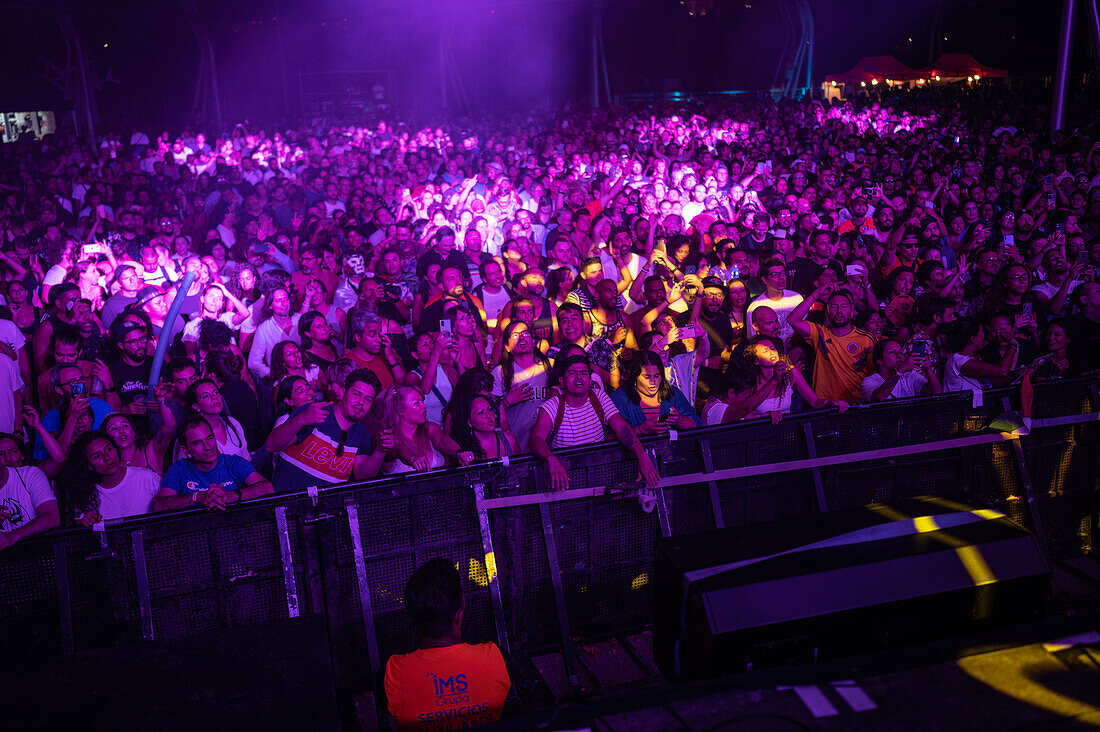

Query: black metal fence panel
1 379 1096 702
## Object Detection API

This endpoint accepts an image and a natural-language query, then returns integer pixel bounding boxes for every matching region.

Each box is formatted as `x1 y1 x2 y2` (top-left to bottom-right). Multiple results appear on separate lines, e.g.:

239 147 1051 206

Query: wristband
233 489 243 503
191 492 199 504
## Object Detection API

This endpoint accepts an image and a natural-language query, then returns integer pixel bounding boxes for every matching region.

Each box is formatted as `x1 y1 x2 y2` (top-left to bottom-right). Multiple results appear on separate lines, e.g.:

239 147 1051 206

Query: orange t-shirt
806 321 876 403
384 642 510 731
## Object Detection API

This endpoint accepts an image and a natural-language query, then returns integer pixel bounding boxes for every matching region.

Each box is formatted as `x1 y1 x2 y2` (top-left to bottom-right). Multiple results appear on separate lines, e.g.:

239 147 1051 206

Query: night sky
0 0 1072 128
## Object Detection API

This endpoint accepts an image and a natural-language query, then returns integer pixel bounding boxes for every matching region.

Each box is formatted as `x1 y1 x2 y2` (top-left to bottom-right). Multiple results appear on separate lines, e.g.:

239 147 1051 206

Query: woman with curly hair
450 392 518 461
269 339 323 394
610 349 701 434
59 430 161 526
736 334 846 423
227 262 261 306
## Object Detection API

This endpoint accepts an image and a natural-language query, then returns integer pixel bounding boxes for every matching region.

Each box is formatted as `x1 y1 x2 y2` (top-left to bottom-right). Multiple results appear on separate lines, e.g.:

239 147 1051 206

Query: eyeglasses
122 335 148 344
335 429 349 458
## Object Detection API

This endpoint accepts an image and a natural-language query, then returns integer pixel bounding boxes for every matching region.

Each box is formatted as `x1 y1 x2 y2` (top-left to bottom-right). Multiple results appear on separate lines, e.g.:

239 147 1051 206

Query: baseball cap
136 286 163 307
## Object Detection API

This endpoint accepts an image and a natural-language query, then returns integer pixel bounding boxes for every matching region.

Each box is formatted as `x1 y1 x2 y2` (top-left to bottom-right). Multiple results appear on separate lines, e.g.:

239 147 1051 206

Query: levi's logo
300 439 355 474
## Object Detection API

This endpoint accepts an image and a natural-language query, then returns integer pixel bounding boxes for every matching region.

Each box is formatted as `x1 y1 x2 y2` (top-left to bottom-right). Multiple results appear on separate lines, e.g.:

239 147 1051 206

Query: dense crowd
1 87 1098 550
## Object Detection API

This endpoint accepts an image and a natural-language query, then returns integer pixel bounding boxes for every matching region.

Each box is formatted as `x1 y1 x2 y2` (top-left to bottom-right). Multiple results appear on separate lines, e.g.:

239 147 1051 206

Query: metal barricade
1 379 1096 711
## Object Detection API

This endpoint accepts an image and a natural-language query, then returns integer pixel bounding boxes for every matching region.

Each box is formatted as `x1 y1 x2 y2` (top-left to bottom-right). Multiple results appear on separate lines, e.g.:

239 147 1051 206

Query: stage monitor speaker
653 497 1050 682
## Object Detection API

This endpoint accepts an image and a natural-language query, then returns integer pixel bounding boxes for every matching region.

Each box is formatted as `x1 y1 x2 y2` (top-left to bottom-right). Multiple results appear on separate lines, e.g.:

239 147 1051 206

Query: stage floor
493 554 1100 731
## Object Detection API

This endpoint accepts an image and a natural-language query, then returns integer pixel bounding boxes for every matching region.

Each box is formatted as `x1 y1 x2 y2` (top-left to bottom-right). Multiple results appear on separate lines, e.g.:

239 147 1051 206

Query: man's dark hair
175 414 210 447
826 288 855 308
579 256 602 274
557 301 583 321
915 297 954 328
47 283 79 310
345 367 381 392
52 324 82 350
167 357 198 379
404 558 463 639
761 256 785 275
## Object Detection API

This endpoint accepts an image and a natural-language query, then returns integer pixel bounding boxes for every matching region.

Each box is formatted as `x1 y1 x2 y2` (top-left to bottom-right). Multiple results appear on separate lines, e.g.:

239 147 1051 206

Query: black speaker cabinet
653 497 1050 681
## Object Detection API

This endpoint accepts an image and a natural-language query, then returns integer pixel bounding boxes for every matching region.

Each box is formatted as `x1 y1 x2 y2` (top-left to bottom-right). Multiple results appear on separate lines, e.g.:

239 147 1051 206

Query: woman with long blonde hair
378 385 472 475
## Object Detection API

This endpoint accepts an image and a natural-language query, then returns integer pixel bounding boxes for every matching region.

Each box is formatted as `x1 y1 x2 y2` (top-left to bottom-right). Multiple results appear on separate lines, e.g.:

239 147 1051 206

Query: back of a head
404 558 463 640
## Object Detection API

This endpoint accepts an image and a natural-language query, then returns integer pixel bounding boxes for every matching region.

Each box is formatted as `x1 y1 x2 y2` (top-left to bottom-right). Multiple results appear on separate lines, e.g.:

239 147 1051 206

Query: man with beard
500 268 556 344
696 277 734 402
790 230 843 296
109 320 155 419
100 265 144 331
1012 209 1040 252
115 207 149 260
420 265 486 334
788 284 877 403
267 369 393 493
566 257 605 316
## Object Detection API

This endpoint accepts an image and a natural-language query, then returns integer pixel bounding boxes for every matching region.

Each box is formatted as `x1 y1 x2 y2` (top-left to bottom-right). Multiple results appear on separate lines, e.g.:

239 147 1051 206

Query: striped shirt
539 390 619 449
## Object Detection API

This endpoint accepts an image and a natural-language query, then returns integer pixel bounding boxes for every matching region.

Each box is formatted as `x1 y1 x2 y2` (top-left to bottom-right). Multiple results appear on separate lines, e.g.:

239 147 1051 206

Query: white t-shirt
943 352 985 408
538 389 619 449
492 361 550 452
1032 279 1083 316
746 290 804 346
478 286 513 329
703 400 731 426
42 264 69 288
0 318 27 352
0 466 55 533
0 354 24 432
182 312 240 343
96 467 161 520
860 371 928 402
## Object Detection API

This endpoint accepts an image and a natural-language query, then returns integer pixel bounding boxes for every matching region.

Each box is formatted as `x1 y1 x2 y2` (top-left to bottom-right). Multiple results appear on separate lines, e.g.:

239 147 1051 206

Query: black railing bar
698 438 724 530
1002 396 1048 548
131 529 154 641
658 432 1022 490
274 506 300 619
345 500 381 675
53 542 73 655
9 382 1093 546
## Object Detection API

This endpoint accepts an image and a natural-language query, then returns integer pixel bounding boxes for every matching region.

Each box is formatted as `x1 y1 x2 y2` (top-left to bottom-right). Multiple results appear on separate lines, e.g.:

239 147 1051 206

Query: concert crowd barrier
1 379 1097 725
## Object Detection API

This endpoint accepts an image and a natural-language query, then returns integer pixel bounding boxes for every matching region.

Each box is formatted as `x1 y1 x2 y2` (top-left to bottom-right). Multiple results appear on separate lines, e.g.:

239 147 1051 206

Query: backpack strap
550 388 609 445
551 392 567 439
587 389 606 424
